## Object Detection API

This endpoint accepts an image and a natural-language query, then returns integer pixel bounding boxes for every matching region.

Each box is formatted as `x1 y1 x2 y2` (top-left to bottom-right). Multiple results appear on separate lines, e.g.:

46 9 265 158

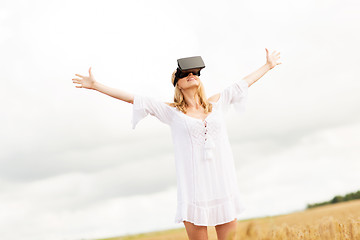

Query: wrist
265 62 274 71
265 62 272 70
92 81 100 90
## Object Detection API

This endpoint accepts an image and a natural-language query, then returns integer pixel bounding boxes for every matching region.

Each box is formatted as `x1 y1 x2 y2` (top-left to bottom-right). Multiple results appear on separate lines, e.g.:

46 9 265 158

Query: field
98 199 360 240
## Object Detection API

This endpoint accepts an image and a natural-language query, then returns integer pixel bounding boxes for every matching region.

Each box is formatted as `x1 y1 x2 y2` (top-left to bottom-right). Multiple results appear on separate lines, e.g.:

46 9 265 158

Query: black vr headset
173 56 205 87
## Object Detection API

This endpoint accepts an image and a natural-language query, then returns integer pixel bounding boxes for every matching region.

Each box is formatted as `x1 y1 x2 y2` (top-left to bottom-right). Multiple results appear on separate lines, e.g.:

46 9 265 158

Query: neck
182 88 201 109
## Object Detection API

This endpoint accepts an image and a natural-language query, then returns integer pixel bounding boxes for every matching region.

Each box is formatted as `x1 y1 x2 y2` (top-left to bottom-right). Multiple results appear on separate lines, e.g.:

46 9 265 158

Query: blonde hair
170 70 213 114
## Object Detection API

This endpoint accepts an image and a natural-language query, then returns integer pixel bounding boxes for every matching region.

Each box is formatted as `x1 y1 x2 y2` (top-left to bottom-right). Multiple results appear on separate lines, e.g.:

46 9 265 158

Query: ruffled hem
174 194 246 226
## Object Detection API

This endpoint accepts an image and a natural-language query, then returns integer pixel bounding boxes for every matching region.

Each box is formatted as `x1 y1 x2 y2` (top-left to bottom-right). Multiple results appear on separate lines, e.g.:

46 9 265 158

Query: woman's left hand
265 48 282 69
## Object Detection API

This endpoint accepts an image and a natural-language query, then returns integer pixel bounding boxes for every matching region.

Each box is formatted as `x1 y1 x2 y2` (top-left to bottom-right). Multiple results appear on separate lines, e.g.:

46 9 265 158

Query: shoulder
208 93 220 103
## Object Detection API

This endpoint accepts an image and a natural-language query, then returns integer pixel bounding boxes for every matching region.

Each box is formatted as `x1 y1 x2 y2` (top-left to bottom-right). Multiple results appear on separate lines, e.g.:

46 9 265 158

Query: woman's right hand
72 67 96 90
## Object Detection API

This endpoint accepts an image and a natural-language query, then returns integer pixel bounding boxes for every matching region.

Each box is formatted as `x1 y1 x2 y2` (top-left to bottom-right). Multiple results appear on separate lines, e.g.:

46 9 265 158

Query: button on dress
131 79 249 226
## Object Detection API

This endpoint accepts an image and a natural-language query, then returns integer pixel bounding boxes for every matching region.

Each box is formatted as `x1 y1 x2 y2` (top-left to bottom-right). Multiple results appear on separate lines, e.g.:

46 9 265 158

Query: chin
188 82 199 87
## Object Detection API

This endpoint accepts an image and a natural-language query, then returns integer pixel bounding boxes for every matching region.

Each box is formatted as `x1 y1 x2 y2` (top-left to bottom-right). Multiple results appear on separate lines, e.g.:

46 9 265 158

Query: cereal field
99 199 360 240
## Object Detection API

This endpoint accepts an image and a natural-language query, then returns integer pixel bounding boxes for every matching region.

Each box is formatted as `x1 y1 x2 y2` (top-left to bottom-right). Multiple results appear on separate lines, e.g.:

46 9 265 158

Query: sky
1 0 360 239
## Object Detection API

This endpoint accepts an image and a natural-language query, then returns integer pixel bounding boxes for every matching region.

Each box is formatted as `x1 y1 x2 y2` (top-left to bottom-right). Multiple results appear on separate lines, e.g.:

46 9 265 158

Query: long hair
170 70 213 114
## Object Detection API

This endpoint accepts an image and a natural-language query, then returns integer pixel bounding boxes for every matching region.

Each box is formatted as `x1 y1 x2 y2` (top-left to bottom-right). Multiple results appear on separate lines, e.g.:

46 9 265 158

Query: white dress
131 79 249 226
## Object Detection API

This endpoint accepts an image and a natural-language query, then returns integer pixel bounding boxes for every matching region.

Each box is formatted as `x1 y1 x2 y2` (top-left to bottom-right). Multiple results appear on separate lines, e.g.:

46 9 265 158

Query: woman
72 48 281 240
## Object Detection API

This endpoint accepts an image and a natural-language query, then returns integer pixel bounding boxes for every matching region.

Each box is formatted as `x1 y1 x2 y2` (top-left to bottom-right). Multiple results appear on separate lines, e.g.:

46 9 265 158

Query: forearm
242 63 271 87
92 82 134 104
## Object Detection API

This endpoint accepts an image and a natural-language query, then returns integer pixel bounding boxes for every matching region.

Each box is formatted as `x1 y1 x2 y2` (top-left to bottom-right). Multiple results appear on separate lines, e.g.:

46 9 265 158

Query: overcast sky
1 0 360 239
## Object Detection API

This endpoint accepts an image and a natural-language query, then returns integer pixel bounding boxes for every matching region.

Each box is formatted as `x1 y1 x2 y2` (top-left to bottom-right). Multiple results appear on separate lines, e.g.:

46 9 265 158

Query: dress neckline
163 95 221 122
179 110 213 122
176 99 219 122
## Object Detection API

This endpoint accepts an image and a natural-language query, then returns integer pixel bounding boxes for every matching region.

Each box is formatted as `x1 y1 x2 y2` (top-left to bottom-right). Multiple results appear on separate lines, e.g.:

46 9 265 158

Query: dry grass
98 199 360 240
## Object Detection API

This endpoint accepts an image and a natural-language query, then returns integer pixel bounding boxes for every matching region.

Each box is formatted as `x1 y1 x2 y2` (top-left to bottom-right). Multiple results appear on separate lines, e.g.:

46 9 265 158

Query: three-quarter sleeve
218 79 249 114
132 94 174 129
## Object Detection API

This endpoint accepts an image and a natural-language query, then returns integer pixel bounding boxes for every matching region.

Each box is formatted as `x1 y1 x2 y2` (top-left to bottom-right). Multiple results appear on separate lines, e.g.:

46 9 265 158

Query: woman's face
176 72 200 91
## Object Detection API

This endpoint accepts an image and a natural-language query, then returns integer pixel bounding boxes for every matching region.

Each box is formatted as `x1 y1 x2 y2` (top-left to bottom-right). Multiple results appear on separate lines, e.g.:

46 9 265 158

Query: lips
187 77 196 81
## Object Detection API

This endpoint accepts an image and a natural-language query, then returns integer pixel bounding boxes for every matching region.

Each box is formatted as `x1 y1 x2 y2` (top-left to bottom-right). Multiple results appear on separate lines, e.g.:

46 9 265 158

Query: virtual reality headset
173 56 205 87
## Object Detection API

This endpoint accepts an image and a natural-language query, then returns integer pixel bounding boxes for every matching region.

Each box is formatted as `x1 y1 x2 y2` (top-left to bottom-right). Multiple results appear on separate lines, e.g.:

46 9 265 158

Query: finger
265 48 268 54
272 51 276 55
75 74 85 78
72 78 81 81
89 67 92 76
277 62 282 65
276 52 280 56
75 85 82 88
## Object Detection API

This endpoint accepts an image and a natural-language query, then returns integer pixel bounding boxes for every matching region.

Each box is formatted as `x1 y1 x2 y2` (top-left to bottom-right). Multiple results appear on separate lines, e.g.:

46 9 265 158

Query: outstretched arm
242 48 282 87
208 48 281 102
72 67 134 104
